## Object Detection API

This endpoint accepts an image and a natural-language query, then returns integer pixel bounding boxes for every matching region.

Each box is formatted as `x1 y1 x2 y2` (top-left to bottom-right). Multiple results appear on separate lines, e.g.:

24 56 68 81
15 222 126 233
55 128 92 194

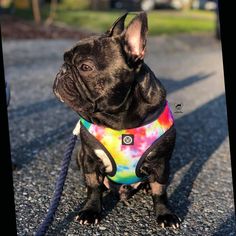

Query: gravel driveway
3 33 236 236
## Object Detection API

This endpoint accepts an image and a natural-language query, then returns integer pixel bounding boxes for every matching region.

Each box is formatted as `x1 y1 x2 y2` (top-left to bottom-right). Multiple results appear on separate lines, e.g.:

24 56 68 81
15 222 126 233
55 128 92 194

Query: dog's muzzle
53 67 66 103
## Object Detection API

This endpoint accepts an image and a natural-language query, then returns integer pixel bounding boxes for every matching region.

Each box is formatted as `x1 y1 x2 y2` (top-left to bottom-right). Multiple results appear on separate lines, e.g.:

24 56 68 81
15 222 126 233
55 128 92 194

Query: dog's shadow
168 93 228 220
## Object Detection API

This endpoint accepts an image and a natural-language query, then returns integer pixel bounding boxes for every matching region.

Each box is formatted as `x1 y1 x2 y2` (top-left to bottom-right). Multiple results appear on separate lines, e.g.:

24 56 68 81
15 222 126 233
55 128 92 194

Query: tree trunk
32 0 41 24
45 0 58 26
91 0 99 10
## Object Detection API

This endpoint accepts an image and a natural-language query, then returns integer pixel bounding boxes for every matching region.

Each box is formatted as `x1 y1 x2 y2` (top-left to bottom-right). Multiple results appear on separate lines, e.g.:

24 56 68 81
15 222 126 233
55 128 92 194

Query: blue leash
35 131 78 236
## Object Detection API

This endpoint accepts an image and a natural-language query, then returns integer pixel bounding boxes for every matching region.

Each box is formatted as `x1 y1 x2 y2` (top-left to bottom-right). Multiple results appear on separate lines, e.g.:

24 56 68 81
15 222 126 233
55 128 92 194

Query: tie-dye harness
80 101 174 185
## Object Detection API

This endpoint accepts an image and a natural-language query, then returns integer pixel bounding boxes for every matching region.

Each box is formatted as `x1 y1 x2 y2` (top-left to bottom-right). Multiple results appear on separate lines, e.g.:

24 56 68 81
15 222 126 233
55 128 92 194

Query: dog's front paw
157 213 181 229
75 209 101 225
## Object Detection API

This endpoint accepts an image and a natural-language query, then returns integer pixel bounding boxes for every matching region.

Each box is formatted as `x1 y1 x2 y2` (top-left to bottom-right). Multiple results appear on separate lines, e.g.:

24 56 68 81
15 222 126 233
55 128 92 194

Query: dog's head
53 12 148 119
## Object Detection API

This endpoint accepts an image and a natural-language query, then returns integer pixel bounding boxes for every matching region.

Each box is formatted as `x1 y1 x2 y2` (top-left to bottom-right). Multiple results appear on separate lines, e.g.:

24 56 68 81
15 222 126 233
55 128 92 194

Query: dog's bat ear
106 12 128 36
123 12 148 63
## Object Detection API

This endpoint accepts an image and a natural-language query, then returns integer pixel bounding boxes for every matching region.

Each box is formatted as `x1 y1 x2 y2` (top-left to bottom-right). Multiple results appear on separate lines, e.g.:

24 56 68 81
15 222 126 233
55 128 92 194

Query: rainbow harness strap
80 101 174 185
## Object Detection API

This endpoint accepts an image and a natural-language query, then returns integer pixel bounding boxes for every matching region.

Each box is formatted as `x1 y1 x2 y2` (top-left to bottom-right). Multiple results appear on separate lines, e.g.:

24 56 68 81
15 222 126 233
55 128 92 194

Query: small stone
99 226 106 231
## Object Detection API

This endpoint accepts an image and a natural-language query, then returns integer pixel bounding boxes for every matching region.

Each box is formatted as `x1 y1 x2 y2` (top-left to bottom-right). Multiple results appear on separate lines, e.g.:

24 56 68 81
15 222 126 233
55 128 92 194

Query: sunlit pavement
3 33 236 235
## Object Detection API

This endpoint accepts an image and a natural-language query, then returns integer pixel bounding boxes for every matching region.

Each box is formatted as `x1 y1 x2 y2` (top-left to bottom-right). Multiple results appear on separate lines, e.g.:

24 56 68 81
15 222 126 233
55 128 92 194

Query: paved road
3 33 236 236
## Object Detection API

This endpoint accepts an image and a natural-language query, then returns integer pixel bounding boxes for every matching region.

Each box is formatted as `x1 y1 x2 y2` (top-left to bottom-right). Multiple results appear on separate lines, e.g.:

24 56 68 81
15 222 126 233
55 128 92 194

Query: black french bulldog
53 12 180 229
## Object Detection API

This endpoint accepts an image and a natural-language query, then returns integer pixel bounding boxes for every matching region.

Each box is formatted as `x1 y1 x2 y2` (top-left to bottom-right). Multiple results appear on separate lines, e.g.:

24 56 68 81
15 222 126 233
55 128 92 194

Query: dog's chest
80 102 174 185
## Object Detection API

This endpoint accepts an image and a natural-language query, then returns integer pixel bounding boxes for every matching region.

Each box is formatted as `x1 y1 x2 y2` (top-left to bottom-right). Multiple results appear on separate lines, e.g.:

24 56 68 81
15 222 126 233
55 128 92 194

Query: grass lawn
15 8 216 36
54 10 215 35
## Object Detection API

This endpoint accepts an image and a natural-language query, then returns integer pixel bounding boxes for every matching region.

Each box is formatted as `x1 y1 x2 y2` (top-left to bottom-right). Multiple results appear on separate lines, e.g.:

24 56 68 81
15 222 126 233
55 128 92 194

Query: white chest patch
94 149 113 173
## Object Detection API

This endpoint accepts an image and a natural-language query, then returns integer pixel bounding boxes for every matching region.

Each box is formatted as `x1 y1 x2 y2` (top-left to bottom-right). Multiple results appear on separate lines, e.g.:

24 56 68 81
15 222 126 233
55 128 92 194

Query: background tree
32 0 41 24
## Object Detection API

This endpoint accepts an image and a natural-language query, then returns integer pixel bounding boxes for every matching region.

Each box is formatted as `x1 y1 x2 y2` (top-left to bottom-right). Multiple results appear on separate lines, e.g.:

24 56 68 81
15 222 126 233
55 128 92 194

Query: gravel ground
3 33 236 236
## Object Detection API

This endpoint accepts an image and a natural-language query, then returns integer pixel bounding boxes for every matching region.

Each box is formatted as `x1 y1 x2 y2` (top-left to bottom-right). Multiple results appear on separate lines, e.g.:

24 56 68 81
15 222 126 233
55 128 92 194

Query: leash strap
35 121 80 236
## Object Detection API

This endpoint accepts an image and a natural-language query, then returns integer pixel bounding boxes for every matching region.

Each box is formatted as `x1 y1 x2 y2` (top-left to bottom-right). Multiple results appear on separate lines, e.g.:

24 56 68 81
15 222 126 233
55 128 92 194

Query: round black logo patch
122 134 134 145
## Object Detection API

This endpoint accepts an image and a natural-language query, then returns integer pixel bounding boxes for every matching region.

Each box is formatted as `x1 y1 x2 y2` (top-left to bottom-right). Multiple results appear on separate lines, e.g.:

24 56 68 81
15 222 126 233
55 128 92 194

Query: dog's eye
80 63 93 71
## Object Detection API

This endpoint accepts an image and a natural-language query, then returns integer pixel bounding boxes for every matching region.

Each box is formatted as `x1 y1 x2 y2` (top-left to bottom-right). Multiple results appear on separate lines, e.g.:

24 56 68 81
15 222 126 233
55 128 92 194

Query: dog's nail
79 220 83 225
176 223 180 228
95 219 99 224
161 223 165 228
178 217 181 222
172 224 176 229
84 220 88 225
75 216 79 221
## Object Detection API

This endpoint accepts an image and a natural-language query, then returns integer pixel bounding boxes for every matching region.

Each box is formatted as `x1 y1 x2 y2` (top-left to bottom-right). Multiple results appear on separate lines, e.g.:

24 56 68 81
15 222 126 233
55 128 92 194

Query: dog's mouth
53 81 65 103
53 64 68 102
53 63 78 103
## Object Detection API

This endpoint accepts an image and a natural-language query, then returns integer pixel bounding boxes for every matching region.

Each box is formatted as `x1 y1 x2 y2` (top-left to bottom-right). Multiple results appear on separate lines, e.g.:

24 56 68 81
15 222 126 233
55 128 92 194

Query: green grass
15 8 216 36
54 10 215 35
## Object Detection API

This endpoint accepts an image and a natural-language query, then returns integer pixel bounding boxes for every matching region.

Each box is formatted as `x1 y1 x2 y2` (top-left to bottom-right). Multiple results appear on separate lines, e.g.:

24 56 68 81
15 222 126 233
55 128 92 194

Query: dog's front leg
150 181 180 229
140 127 181 229
77 151 105 224
147 155 181 229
